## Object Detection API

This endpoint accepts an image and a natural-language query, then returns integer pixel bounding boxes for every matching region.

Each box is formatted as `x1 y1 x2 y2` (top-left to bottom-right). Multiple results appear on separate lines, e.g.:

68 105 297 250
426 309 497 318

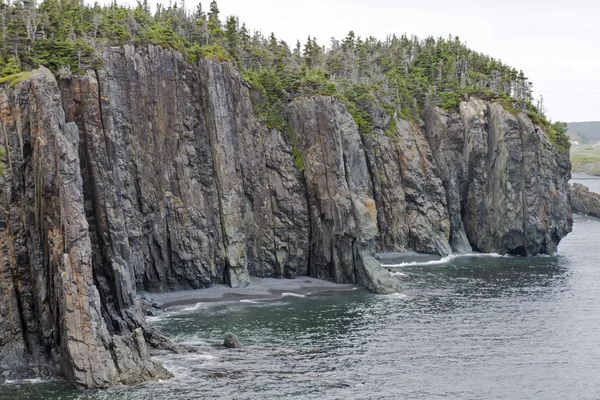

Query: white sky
117 0 600 122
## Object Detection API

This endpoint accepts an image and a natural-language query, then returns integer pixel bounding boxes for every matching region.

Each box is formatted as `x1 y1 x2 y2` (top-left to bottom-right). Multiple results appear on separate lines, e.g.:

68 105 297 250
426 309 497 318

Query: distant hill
567 122 600 141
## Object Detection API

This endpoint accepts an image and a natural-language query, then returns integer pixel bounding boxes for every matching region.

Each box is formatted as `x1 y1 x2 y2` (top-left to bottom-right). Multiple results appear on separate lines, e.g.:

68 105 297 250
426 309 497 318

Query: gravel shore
141 277 360 309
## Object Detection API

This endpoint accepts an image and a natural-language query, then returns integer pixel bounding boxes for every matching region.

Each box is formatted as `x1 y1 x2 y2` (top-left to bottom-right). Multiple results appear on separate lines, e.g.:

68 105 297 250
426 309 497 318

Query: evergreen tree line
0 0 570 153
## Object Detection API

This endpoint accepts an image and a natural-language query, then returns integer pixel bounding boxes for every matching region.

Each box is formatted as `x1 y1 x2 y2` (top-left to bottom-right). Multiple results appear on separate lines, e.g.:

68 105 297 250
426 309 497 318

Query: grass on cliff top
0 71 32 88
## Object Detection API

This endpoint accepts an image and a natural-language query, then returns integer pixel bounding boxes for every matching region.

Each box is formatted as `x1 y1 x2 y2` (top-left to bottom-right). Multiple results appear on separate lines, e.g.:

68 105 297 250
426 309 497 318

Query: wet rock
223 333 242 348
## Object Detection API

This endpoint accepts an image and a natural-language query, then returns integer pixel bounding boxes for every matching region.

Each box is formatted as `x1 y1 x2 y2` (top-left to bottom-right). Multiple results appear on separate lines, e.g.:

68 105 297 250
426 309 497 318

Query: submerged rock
570 183 600 218
223 333 242 348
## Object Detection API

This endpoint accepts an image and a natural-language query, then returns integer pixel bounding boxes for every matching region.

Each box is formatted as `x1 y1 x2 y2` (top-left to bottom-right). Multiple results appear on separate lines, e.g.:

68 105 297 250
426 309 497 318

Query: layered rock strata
0 45 572 388
424 99 572 255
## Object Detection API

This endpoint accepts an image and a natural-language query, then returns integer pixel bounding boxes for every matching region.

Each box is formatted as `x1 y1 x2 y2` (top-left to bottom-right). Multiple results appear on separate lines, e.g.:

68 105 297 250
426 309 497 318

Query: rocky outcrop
59 46 310 293
570 183 600 218
223 333 242 348
361 109 452 255
0 44 572 388
0 68 171 388
424 99 572 255
287 97 400 293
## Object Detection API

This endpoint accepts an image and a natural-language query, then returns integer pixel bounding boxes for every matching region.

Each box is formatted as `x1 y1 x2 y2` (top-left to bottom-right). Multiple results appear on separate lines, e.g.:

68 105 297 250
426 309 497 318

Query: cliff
0 45 572 388
570 183 600 218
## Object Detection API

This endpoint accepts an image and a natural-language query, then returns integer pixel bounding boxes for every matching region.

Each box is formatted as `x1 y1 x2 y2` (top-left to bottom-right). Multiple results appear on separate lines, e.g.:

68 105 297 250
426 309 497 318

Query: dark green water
3 216 600 399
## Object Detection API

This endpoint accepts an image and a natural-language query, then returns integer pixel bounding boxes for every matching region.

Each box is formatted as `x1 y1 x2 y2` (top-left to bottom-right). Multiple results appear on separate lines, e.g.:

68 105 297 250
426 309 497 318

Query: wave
239 299 261 304
145 315 168 323
181 302 206 312
4 378 49 385
281 292 306 298
389 271 409 277
386 292 408 299
381 252 507 267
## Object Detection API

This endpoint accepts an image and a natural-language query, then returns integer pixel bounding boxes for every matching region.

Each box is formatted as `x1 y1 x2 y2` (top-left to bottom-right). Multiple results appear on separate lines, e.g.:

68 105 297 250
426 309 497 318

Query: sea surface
3 177 600 400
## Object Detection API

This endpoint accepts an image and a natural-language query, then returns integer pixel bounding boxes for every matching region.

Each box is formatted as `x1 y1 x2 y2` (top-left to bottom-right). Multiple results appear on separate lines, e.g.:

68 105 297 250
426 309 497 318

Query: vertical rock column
424 98 572 255
288 96 400 293
0 68 170 388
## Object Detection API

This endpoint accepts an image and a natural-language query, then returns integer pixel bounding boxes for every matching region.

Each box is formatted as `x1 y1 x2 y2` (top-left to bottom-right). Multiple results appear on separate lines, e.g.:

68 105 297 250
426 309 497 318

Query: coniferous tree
224 15 238 60
0 0 568 150
206 0 222 39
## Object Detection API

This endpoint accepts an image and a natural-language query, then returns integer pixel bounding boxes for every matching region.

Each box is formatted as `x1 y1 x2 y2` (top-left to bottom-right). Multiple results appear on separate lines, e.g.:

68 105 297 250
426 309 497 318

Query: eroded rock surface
0 45 572 388
424 98 572 255
0 67 171 388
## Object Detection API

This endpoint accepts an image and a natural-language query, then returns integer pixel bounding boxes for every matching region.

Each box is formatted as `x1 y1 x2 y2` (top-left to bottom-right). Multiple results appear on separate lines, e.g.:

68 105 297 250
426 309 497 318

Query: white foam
382 254 458 267
281 292 306 298
174 337 210 347
387 293 408 299
146 315 167 323
390 271 409 277
181 302 205 312
382 252 508 267
188 354 218 360
4 378 48 384
239 299 260 304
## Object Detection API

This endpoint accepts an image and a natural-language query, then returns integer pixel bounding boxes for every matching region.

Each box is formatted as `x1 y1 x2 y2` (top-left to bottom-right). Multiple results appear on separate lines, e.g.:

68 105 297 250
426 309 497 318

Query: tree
303 35 321 68
224 15 238 60
206 0 222 38
0 0 559 147
552 121 568 136
342 30 355 51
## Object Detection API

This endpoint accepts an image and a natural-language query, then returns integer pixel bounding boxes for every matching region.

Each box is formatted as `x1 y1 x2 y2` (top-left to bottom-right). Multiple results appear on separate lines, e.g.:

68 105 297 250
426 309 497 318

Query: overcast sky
120 0 599 122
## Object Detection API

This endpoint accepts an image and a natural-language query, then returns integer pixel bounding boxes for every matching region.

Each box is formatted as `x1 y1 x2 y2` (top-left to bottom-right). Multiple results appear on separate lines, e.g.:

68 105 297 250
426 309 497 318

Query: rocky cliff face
0 45 572 388
570 183 600 218
0 67 171 388
424 99 572 255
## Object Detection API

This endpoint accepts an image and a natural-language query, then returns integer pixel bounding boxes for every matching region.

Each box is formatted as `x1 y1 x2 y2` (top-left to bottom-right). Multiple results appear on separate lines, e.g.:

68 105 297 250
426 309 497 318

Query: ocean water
3 181 600 400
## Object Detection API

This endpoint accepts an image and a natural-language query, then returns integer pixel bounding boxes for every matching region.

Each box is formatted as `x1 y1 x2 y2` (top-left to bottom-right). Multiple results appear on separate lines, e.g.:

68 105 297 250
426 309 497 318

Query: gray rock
570 183 600 218
0 66 172 389
223 333 242 348
287 97 401 293
424 99 572 255
0 45 572 388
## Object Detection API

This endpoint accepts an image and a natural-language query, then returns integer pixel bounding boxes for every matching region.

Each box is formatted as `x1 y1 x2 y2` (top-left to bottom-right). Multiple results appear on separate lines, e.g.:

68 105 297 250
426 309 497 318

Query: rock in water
223 333 242 348
570 183 600 218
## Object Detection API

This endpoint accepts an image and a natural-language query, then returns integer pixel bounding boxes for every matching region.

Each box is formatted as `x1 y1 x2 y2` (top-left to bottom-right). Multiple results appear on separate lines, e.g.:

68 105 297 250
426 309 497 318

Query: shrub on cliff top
0 71 32 88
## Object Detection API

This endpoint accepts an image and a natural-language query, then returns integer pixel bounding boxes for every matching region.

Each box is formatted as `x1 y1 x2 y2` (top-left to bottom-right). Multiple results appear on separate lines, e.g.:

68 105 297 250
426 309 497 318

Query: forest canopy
0 0 570 152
